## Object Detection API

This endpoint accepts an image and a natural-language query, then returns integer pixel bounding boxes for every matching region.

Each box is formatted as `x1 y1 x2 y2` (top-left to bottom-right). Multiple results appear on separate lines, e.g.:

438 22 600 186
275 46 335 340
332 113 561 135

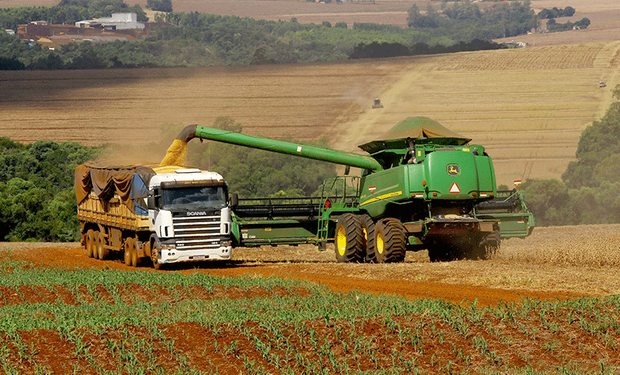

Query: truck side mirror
230 192 238 208
147 194 155 209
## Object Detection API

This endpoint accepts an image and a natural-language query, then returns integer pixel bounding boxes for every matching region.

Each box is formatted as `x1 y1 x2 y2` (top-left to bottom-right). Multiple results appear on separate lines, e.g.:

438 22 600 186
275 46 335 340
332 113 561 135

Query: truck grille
172 215 222 251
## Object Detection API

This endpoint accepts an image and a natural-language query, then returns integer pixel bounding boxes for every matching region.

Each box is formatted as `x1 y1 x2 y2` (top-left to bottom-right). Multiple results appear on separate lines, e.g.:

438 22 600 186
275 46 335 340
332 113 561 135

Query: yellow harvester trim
337 226 347 256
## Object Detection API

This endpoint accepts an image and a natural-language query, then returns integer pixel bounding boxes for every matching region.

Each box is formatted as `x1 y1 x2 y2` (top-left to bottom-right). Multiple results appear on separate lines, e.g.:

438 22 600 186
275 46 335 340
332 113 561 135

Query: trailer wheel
334 213 364 263
124 238 133 266
130 239 140 267
374 218 406 263
360 214 376 263
86 230 95 258
96 231 109 260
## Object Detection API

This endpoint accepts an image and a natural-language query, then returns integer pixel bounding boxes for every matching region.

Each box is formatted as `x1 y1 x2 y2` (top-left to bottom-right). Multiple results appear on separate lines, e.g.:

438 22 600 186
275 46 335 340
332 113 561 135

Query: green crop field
1 250 620 374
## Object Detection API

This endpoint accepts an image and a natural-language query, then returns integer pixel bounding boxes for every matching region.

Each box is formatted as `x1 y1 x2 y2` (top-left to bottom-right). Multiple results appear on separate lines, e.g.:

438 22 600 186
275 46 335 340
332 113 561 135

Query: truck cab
148 167 233 265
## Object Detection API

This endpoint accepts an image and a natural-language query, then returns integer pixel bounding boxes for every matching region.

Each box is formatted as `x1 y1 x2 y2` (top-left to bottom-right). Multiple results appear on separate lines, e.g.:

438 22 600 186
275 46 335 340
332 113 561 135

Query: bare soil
3 224 620 373
5 224 620 306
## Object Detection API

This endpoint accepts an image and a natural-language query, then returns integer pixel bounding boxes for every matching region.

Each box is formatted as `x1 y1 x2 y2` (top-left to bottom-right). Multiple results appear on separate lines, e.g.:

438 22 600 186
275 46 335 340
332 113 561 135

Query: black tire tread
335 213 364 263
375 218 406 263
360 214 376 263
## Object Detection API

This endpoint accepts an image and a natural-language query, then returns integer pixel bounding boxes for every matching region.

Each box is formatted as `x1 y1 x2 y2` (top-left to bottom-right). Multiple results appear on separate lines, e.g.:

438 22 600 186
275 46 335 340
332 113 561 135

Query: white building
76 13 145 30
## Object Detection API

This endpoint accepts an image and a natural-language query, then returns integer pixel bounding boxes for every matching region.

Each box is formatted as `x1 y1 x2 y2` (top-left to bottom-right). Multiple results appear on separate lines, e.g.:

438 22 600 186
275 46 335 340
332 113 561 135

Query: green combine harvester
171 117 534 263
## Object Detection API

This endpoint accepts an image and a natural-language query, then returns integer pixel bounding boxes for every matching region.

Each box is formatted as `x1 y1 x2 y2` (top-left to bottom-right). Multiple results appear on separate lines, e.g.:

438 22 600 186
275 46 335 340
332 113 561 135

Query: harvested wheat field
2 42 619 186
2 224 620 373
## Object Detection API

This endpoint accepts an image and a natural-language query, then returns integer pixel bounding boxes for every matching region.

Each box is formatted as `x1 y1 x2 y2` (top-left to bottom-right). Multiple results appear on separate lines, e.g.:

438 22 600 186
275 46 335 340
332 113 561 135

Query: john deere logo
447 164 460 176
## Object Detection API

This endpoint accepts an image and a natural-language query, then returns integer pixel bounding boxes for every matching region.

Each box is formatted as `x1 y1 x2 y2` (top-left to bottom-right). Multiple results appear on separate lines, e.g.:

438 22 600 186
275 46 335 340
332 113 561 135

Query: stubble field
2 41 619 186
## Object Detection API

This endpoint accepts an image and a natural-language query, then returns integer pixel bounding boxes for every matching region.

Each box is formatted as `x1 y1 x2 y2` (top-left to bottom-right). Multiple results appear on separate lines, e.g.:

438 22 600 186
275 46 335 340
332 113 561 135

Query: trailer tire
334 213 364 263
124 238 133 266
374 218 406 263
96 231 109 260
130 240 140 267
360 214 376 263
86 230 95 258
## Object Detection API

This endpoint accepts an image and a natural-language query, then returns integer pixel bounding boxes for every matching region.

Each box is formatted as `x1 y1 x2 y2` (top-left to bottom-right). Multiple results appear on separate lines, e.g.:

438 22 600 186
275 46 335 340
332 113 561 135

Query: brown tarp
75 162 155 213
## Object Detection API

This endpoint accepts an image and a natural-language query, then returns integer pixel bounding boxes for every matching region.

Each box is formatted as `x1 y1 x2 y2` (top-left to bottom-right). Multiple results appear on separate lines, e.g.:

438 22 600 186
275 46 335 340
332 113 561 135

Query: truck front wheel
150 240 162 270
334 213 364 263
374 218 406 263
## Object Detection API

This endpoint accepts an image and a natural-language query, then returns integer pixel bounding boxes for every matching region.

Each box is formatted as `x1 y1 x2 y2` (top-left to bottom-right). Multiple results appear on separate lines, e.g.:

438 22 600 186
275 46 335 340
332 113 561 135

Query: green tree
563 102 620 188
521 179 569 226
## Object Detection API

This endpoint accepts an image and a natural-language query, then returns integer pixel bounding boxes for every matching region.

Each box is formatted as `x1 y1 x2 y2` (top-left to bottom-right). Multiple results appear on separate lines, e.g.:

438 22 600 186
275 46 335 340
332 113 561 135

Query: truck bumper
158 246 232 264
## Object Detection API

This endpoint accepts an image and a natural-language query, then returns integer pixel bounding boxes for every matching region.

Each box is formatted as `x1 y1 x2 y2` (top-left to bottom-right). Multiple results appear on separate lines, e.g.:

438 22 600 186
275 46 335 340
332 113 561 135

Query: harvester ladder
316 176 360 247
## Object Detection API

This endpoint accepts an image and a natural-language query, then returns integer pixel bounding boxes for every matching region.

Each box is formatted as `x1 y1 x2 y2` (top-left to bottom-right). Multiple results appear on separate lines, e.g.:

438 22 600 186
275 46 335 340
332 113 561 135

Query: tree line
0 139 100 242
538 7 576 19
520 86 620 226
0 0 548 70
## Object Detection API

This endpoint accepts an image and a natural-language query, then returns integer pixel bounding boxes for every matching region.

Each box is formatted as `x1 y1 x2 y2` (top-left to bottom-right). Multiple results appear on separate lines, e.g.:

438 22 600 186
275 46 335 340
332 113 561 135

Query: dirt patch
4 223 618 307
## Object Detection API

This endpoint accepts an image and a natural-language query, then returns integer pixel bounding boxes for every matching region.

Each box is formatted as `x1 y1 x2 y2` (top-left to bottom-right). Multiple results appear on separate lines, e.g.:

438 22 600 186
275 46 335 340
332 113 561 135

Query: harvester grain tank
75 162 233 269
167 117 533 263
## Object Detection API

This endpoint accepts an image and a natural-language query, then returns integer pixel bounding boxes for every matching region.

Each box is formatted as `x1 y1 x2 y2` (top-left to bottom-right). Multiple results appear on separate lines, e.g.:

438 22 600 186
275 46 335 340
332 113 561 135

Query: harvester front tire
360 214 377 263
374 218 406 263
334 213 364 263
86 230 95 258
96 231 109 260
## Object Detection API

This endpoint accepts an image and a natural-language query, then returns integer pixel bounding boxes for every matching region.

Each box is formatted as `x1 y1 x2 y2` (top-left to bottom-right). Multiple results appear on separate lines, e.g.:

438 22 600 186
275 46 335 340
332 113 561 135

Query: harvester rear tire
124 238 133 266
360 214 377 263
86 230 95 258
475 230 500 260
334 213 364 263
374 218 406 263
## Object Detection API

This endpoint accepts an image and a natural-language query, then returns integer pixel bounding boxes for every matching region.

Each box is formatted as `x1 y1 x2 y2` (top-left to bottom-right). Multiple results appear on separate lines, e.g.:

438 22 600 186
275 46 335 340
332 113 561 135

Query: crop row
1 252 620 373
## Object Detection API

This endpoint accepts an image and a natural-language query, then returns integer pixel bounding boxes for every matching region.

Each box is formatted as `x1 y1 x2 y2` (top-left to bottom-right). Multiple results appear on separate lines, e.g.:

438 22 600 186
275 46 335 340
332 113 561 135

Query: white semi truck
75 162 233 269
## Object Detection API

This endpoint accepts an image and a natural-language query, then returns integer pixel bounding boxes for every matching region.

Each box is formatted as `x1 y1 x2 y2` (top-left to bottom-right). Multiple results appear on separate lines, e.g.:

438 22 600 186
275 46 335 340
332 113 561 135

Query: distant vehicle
599 81 606 88
372 98 383 108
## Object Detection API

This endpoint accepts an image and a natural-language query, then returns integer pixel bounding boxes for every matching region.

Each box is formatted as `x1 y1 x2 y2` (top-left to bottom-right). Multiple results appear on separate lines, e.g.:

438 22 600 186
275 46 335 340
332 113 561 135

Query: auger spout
162 124 383 171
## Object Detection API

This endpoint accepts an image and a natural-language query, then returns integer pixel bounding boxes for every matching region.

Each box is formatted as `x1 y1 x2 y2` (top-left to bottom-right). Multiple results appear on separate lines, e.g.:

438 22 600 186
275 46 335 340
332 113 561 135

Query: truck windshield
162 186 227 211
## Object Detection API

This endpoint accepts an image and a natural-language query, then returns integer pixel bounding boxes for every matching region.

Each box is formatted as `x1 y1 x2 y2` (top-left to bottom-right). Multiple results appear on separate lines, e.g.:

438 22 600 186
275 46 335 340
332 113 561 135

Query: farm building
76 13 145 30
